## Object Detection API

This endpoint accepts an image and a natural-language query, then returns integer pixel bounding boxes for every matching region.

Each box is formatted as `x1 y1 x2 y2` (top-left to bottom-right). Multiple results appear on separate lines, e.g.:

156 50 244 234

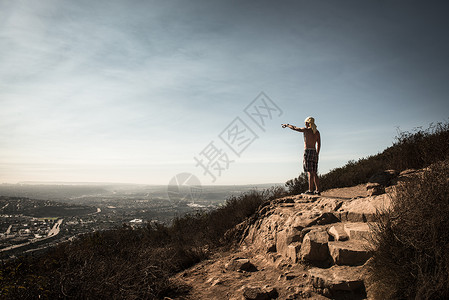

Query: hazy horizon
2 180 283 187
1 0 448 186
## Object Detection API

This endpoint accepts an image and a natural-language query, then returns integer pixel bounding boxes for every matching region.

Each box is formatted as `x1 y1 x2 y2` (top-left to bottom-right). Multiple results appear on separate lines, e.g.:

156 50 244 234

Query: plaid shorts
303 149 318 173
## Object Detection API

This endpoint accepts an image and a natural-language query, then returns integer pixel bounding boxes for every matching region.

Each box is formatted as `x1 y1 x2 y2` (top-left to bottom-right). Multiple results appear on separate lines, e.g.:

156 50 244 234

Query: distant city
0 182 280 259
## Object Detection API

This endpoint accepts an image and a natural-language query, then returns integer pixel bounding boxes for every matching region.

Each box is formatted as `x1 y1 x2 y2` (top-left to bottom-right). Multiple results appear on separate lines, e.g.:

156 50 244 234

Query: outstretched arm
281 124 305 132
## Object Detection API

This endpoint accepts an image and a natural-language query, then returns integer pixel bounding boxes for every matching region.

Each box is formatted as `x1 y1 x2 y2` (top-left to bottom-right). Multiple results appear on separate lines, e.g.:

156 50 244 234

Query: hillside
172 161 449 299
1 122 448 299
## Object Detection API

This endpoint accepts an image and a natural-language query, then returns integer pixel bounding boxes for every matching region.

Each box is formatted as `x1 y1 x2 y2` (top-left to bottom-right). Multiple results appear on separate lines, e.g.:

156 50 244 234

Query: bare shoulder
303 127 313 134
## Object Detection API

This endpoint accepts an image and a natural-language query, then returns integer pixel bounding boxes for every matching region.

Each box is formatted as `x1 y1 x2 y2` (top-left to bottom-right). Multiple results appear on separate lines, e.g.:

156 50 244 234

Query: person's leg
308 172 313 191
312 172 320 192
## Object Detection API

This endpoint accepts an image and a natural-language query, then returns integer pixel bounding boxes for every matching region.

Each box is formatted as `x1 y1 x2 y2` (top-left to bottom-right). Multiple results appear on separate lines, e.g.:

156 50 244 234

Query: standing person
282 117 321 195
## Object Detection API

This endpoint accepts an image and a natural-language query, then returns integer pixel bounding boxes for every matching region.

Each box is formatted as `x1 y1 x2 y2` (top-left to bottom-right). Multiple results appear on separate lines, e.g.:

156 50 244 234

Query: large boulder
243 213 284 252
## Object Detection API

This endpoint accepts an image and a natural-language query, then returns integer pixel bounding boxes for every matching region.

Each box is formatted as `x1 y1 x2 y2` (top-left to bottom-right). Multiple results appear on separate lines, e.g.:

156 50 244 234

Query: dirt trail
174 247 328 300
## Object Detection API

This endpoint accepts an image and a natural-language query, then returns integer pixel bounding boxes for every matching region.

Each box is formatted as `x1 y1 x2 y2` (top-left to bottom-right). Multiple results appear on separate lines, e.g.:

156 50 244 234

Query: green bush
368 160 449 299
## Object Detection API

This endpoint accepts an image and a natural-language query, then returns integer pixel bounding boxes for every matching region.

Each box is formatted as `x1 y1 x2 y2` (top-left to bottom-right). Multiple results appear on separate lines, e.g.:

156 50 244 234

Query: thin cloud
1 0 448 184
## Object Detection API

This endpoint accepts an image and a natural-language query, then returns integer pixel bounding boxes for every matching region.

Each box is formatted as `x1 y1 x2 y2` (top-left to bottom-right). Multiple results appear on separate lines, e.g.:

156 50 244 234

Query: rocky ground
171 170 418 300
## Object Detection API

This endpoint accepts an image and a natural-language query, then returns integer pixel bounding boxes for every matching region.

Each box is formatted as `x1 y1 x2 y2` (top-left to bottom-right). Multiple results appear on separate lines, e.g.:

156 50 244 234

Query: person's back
303 127 320 150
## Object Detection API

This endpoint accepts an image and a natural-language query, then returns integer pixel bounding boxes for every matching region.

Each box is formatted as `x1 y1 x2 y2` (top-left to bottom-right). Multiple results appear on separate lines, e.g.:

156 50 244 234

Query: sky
1 0 448 186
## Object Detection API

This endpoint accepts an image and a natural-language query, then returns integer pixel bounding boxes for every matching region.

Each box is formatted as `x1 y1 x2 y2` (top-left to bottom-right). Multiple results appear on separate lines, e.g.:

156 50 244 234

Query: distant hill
0 196 97 217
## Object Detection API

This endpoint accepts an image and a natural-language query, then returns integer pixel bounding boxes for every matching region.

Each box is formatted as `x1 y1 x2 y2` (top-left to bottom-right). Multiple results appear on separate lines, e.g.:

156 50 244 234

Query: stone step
344 222 372 241
336 211 375 223
308 265 367 297
336 194 391 222
328 240 372 266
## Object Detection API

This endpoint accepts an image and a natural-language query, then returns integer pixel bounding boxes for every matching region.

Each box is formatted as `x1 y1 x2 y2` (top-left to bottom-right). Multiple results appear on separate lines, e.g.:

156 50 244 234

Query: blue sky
1 0 448 185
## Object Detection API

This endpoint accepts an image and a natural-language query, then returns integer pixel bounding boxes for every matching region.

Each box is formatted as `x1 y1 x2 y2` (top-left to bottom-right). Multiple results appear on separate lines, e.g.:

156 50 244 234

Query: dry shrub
172 185 286 245
368 160 449 299
319 155 387 190
1 226 193 299
285 172 308 195
285 120 449 192
385 122 449 171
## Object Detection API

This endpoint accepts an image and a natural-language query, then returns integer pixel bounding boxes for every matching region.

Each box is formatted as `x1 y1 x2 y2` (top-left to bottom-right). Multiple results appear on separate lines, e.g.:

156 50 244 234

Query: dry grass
368 160 449 299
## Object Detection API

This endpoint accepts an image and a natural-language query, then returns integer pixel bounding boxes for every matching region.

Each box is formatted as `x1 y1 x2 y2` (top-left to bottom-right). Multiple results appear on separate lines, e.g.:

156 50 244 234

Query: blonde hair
304 116 317 134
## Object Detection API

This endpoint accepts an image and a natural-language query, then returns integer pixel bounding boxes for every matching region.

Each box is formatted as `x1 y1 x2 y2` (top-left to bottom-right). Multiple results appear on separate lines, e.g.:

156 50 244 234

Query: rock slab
344 222 372 241
328 241 372 266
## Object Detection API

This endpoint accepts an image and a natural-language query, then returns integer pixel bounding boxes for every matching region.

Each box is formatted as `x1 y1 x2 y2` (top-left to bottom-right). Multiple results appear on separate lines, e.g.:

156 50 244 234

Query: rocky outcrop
241 187 389 297
344 222 372 240
175 180 399 299
242 194 383 263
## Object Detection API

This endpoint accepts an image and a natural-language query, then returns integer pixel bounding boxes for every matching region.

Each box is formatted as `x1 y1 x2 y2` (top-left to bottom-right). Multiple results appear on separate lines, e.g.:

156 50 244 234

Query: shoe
314 190 321 196
303 190 314 195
